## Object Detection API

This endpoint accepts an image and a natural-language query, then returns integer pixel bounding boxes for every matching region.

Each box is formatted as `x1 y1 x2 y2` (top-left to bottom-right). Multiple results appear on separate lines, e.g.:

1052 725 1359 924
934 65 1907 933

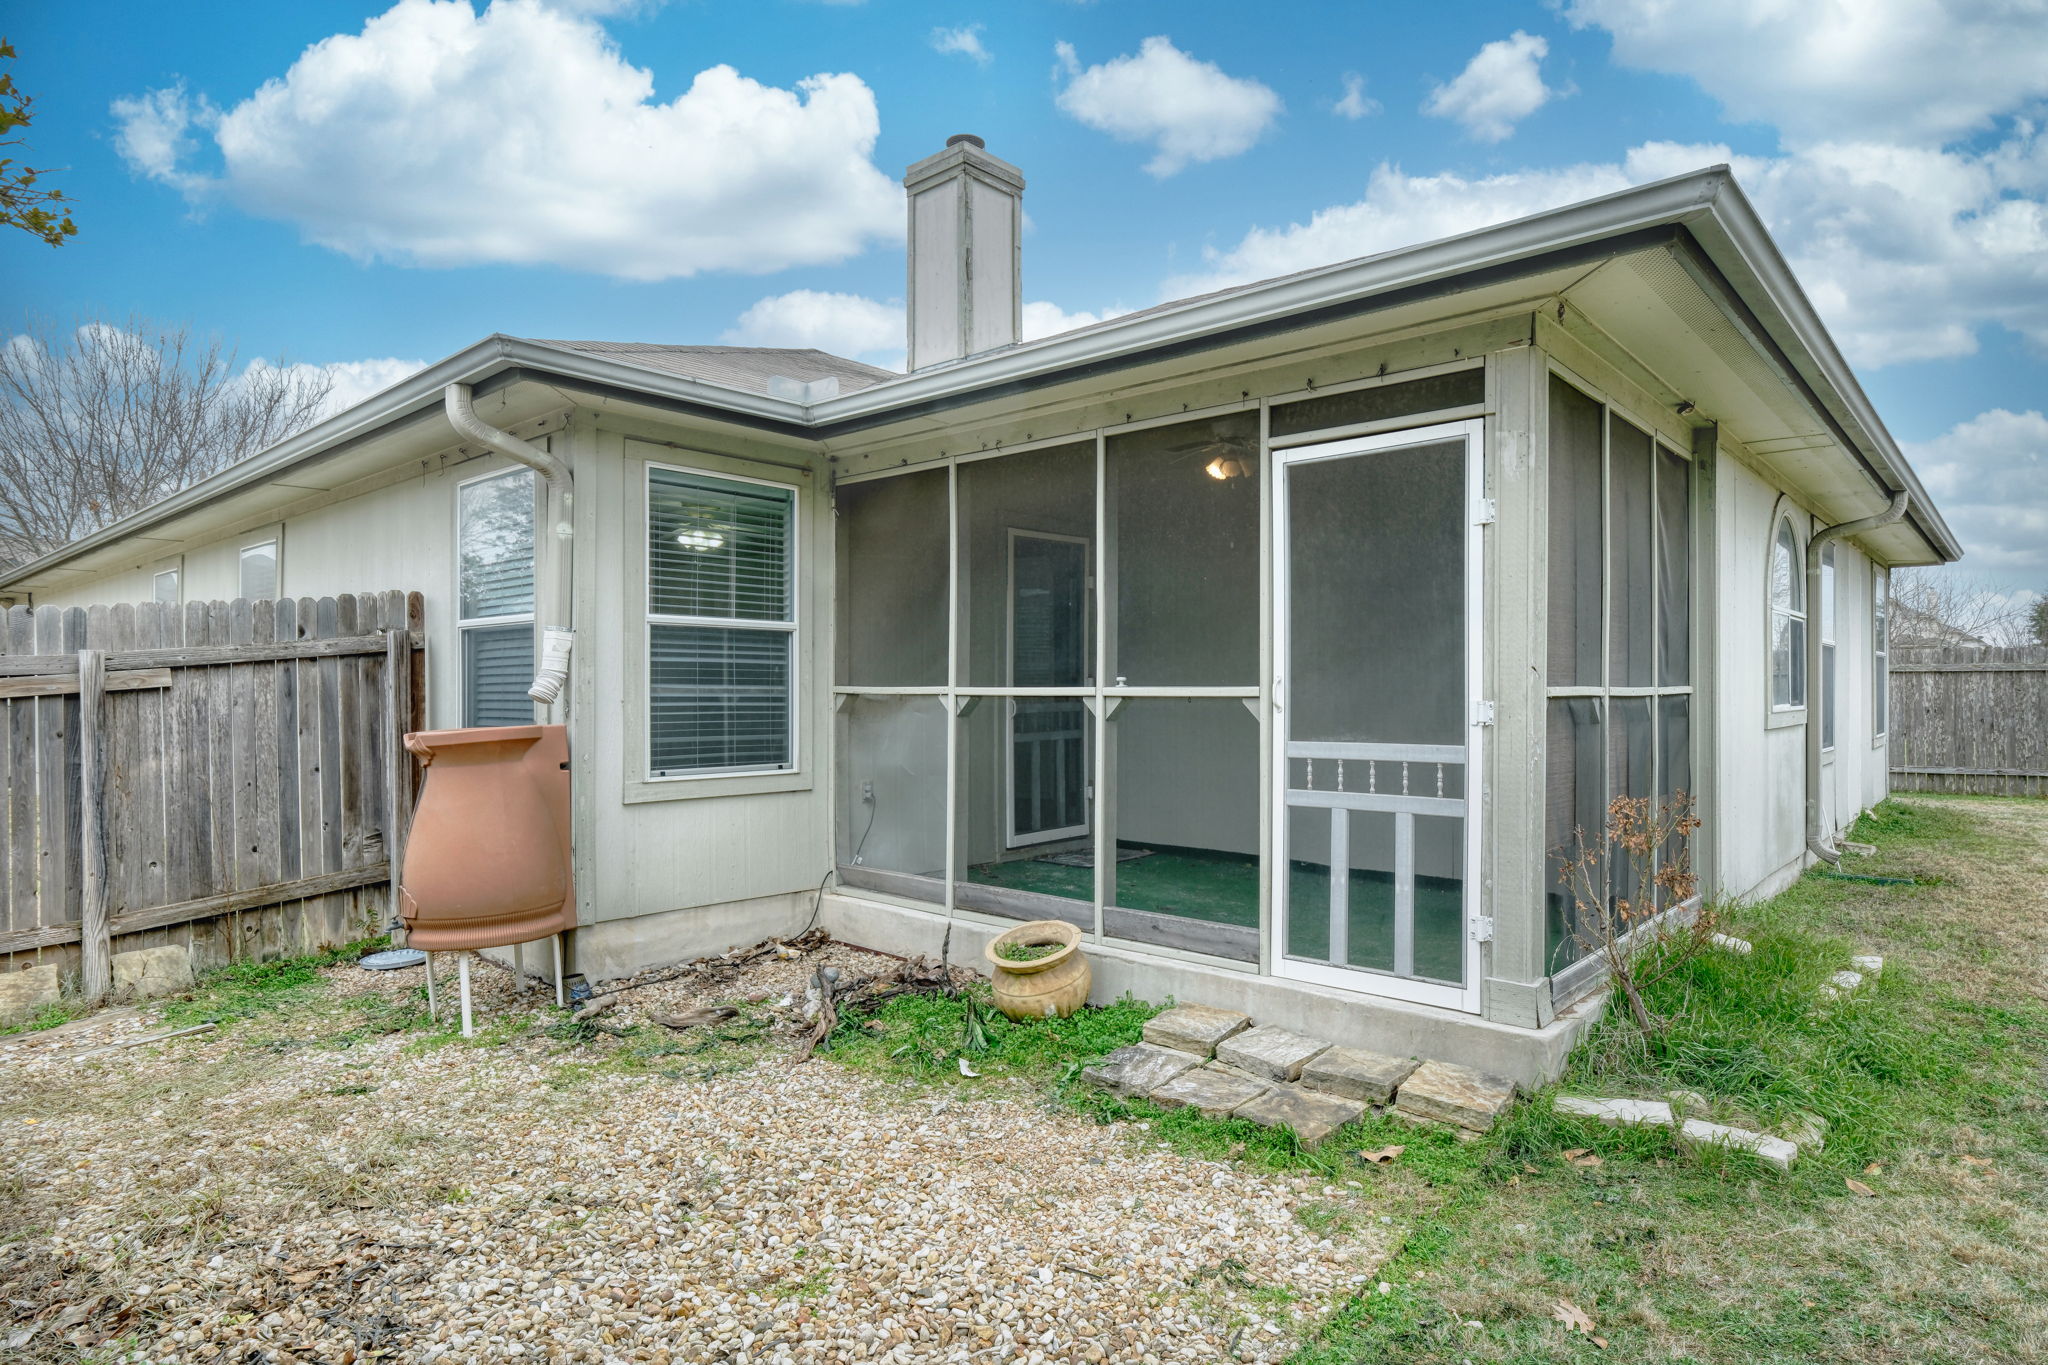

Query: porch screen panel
838 696 947 903
647 468 796 775
1657 444 1691 686
1608 696 1655 912
1110 699 1259 961
1609 416 1656 687
1547 377 1603 686
1269 367 1483 438
1544 697 1605 972
1106 414 1259 684
837 469 947 686
1658 694 1693 903
955 442 1094 688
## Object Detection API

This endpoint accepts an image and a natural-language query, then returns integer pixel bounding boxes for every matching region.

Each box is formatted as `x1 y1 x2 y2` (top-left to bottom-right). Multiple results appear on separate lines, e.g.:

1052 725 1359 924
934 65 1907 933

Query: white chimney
903 134 1024 371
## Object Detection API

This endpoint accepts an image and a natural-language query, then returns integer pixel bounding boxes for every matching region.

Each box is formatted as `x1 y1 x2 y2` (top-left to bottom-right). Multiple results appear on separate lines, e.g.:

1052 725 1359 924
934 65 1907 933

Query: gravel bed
2 953 1391 1363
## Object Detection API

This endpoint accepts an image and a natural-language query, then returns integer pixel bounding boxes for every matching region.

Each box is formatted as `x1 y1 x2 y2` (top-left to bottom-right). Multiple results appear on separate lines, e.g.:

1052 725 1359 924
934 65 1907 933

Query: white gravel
1 955 1391 1363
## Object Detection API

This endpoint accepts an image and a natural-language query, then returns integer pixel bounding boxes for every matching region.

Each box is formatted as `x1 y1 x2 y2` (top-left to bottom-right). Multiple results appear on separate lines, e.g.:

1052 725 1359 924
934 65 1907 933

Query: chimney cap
945 133 986 149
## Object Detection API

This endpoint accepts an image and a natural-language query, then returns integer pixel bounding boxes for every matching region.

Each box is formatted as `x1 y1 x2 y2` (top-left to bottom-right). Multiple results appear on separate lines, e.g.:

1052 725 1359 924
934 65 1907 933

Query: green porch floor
964 847 1465 984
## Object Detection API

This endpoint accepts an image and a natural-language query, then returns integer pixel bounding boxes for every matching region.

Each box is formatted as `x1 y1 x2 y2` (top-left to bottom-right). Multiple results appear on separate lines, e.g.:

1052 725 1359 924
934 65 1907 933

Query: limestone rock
0 964 61 1021
1299 1046 1419 1104
1392 1060 1517 1132
1849 954 1884 976
1081 1043 1199 1098
1556 1095 1674 1127
1142 1004 1251 1059
112 945 193 1001
1149 1064 1269 1118
1232 1085 1367 1148
1215 1025 1330 1083
1819 969 1864 999
1783 1112 1828 1150
1709 933 1753 955
1679 1118 1798 1172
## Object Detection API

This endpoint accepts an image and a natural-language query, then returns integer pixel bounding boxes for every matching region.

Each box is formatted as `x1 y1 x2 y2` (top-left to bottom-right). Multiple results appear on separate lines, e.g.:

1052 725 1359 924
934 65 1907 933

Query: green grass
1286 795 2048 1365
821 982 1158 1086
0 999 87 1036
157 935 392 1029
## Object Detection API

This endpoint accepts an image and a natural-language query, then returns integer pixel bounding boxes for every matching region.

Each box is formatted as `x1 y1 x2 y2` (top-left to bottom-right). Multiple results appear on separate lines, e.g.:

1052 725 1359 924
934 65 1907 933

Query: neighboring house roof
0 166 1964 595
524 342 897 396
1890 600 1989 647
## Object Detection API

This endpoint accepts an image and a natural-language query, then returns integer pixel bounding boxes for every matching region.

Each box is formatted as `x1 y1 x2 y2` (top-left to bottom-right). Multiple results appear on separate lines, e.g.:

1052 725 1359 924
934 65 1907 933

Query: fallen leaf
957 1057 982 1078
1846 1178 1876 1197
1560 1149 1589 1162
1552 1299 1596 1334
1593 1335 1609 1349
1358 1144 1406 1164
1569 1151 1604 1167
1863 1162 1883 1175
1959 1154 1994 1168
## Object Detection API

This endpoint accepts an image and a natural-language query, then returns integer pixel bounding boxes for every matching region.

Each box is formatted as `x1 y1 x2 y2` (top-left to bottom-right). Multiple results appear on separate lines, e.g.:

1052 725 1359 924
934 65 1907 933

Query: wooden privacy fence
0 591 423 998
1889 644 2048 798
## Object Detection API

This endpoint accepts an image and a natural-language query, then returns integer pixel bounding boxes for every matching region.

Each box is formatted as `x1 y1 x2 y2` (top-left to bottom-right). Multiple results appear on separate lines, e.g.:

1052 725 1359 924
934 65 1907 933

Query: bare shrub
1557 792 1708 1039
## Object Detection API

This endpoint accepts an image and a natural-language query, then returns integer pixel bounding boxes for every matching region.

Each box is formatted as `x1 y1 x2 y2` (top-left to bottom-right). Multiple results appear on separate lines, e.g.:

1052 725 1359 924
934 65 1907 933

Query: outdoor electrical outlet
861 780 875 802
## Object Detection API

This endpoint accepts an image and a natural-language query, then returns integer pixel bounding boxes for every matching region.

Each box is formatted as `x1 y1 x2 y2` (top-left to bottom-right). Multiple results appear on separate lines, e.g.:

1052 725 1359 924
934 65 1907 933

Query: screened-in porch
831 363 1495 1013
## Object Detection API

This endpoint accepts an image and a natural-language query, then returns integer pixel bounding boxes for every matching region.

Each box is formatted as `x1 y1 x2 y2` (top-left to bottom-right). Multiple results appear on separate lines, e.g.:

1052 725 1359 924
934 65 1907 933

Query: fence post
385 627 413 936
77 648 111 1002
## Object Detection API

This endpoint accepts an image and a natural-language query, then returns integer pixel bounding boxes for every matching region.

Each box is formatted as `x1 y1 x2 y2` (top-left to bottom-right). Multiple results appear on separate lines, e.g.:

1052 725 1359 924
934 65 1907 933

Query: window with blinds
646 466 796 776
457 469 535 727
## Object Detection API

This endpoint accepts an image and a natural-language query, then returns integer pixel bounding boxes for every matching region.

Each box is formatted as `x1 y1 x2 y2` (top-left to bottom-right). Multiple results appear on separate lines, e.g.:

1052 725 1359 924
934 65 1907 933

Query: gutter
1805 491 1910 865
444 383 577 709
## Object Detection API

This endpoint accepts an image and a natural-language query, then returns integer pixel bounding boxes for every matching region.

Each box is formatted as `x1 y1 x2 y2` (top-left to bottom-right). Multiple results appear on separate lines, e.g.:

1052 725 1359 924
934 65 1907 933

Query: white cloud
1566 0 2048 145
237 355 429 418
723 290 903 363
930 24 990 66
1169 130 2048 371
111 0 901 280
1053 36 1281 177
1022 300 1129 340
1332 73 1379 121
1422 31 1560 143
1903 408 2048 582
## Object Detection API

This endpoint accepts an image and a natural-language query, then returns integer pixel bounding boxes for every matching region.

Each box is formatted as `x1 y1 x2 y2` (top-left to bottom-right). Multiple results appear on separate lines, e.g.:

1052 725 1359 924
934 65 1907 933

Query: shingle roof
524 341 899 396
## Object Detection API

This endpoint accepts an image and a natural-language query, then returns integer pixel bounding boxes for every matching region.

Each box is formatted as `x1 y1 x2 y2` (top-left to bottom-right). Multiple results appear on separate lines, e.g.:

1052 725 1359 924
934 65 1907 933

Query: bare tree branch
0 315 333 565
1889 567 2035 647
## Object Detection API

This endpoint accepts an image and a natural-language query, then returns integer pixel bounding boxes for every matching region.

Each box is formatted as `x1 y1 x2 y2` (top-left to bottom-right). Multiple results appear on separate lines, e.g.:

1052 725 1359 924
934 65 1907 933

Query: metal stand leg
514 941 526 988
425 951 438 1021
551 934 565 1008
458 954 474 1039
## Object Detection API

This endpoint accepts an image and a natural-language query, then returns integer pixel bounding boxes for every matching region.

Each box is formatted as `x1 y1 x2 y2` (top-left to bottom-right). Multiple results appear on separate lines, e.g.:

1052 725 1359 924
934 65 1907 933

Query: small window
647 466 796 777
457 469 536 726
1769 518 1805 710
1873 569 1889 739
1820 544 1837 750
152 568 181 606
239 539 278 600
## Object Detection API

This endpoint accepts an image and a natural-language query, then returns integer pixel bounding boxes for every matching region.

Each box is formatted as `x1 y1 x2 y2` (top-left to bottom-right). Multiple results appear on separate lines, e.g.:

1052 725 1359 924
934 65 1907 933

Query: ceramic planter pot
984 920 1091 1020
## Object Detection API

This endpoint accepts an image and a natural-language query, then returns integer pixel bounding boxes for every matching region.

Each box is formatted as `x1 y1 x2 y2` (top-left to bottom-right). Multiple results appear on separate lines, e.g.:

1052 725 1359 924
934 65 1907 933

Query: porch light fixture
1205 454 1248 481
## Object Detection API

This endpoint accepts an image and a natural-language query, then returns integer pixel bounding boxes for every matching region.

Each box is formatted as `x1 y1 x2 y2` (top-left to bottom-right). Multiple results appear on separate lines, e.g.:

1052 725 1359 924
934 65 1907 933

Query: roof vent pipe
903 134 1024 371
1805 489 1909 865
444 383 576 707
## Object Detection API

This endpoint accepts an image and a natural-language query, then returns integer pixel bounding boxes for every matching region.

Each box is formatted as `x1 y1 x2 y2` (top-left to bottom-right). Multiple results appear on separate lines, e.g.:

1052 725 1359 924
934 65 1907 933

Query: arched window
1769 518 1806 709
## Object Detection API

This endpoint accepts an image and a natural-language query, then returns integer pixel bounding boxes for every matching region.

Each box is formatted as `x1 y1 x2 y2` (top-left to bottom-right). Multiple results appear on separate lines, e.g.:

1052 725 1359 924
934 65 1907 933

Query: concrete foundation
819 891 1604 1088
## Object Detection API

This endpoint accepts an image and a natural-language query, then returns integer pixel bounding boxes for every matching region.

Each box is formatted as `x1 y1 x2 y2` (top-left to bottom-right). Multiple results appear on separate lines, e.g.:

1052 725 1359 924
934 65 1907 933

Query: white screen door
1272 420 1485 1011
1007 530 1091 846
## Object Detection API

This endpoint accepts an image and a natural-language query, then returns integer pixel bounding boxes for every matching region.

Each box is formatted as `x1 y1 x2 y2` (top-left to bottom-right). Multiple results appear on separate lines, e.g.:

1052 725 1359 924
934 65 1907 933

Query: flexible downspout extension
444 383 576 706
1805 489 1909 865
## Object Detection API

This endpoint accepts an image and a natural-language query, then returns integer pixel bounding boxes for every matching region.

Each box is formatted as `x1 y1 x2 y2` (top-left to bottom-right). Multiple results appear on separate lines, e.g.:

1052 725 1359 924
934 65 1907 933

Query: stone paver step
1081 1042 1199 1098
1215 1025 1330 1083
1142 1004 1252 1058
1391 1059 1517 1132
1232 1085 1367 1148
1149 1063 1271 1118
1299 1046 1419 1104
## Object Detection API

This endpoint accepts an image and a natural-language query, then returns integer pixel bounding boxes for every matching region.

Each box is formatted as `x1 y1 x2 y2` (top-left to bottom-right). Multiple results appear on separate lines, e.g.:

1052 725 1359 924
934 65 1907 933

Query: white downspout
1805 489 1909 865
444 383 576 708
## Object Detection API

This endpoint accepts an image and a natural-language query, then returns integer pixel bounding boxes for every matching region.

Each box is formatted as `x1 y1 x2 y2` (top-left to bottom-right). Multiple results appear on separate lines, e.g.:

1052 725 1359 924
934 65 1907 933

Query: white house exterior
0 147 1958 1083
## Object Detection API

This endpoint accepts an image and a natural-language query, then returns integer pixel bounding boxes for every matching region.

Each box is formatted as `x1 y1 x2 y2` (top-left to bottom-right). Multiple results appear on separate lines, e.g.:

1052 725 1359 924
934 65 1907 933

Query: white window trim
238 533 281 601
1768 516 1806 718
455 466 537 729
641 459 802 785
151 559 183 607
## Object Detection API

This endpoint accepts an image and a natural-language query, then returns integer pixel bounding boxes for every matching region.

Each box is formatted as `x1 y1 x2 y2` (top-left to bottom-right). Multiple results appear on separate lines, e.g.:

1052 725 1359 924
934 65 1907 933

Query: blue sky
4 0 2045 597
